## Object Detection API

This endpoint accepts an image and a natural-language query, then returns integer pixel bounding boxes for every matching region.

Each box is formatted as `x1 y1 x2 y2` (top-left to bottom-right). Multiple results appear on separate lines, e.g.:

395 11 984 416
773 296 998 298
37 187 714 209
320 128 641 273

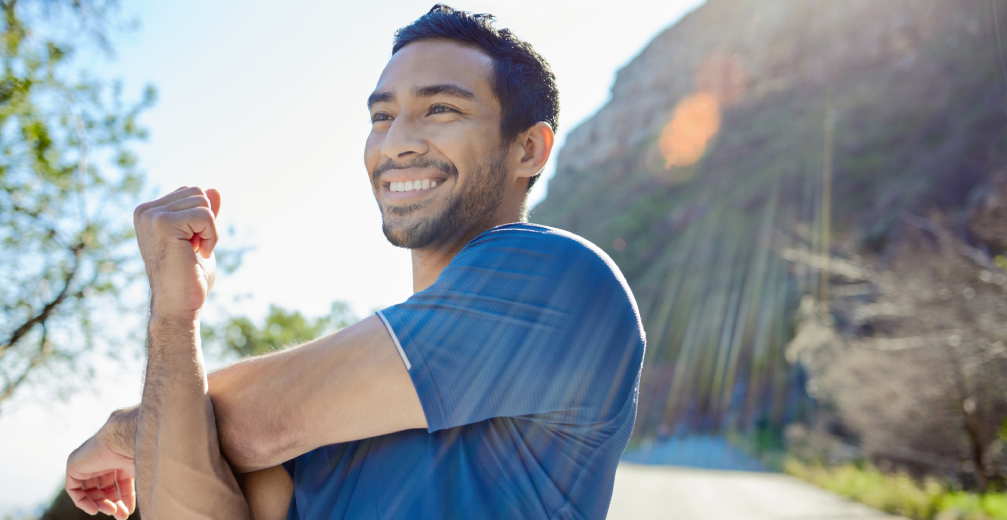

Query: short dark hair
393 5 559 191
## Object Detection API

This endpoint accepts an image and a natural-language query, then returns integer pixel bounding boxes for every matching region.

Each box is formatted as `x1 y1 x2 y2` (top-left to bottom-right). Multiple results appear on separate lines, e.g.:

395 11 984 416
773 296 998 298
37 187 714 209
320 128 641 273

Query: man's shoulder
472 222 597 248
454 223 640 321
463 223 619 274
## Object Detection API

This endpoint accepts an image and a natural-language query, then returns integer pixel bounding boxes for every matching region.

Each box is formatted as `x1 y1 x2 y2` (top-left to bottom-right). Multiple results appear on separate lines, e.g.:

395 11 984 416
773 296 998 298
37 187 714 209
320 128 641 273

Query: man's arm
68 186 427 515
67 314 425 515
134 315 249 519
237 465 295 520
68 405 291 520
208 313 426 472
126 187 250 519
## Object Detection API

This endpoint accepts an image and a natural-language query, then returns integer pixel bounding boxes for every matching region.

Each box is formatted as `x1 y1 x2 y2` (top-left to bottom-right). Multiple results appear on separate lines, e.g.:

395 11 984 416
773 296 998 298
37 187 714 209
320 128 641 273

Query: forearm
134 315 249 519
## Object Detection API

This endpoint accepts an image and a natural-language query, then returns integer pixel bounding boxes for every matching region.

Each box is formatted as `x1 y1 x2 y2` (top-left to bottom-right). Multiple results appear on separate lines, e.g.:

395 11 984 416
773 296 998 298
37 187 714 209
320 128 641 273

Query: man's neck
410 216 520 293
410 245 458 293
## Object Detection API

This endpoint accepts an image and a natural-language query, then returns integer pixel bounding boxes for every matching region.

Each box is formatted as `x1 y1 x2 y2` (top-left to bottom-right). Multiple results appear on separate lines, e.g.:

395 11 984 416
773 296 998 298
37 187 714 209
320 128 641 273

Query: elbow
214 397 296 473
216 417 261 473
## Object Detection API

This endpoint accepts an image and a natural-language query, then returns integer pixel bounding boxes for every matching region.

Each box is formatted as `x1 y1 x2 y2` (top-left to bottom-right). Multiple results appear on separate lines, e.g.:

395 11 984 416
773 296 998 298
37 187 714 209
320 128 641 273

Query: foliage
786 211 1007 492
202 302 358 359
0 0 155 412
785 458 1007 520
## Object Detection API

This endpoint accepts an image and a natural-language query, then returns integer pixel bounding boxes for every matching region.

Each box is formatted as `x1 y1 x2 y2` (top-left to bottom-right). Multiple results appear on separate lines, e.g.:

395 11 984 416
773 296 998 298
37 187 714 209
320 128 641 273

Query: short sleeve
377 224 645 432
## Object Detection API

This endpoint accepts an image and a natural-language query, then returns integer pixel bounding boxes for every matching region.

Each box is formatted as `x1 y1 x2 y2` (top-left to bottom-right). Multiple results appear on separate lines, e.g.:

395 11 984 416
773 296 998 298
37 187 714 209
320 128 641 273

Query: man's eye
429 105 455 115
371 113 392 122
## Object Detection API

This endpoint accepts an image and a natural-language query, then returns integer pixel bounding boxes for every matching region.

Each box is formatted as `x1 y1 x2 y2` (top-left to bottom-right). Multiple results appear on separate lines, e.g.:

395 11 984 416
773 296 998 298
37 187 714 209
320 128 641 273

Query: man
65 5 645 519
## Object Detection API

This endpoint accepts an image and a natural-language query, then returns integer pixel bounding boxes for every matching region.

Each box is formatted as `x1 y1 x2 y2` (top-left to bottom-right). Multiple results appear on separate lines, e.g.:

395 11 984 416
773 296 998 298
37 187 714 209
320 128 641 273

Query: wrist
101 406 139 457
149 299 202 324
148 308 202 336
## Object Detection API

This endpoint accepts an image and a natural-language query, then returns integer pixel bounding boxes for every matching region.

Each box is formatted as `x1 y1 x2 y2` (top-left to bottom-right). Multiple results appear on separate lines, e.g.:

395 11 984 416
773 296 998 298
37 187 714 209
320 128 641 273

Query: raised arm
132 187 249 518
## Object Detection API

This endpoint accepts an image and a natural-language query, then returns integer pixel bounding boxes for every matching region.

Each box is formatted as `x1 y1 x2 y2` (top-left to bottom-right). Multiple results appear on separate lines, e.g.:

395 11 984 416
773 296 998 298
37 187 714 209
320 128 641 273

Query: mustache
373 157 458 184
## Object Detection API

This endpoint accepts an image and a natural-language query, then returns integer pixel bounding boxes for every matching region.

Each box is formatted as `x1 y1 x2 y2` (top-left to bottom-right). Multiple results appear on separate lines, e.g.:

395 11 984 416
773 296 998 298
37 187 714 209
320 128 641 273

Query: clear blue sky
0 0 704 515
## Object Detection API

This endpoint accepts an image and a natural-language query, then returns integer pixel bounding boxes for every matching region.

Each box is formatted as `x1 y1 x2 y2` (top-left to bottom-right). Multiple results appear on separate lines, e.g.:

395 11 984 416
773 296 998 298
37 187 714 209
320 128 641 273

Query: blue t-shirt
283 223 645 520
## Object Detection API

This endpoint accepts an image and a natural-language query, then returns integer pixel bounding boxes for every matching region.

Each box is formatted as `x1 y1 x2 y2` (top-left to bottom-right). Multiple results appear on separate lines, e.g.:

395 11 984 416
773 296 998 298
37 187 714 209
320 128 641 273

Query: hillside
532 0 1007 444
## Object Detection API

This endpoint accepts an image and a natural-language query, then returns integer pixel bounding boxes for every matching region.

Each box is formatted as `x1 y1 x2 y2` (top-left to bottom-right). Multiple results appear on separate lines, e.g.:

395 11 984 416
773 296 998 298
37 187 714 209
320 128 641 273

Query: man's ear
514 122 555 180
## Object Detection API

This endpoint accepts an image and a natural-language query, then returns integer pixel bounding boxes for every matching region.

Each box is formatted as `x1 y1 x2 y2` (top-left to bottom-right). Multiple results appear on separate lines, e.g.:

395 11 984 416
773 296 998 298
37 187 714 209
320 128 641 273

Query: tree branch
0 321 53 408
0 241 82 361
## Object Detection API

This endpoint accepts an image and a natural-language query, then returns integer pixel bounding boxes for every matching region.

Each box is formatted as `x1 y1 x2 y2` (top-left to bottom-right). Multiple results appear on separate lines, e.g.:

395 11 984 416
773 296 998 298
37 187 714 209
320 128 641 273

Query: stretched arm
209 313 425 472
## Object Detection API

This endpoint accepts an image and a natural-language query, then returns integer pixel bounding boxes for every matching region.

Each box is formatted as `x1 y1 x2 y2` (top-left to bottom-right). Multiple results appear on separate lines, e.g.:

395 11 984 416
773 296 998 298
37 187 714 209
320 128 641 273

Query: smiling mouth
386 178 440 193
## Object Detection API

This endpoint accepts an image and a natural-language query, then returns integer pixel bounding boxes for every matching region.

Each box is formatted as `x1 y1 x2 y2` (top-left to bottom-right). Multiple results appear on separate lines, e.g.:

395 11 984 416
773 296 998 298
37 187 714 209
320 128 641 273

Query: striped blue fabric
284 223 645 520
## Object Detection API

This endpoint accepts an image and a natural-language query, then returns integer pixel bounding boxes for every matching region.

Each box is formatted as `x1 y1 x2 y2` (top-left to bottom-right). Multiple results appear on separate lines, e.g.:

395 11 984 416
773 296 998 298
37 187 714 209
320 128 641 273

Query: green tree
0 0 155 412
203 302 359 359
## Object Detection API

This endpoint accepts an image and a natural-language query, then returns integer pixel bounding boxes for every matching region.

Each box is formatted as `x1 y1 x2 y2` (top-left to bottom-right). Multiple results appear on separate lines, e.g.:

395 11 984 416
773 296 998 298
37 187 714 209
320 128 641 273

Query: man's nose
381 115 429 160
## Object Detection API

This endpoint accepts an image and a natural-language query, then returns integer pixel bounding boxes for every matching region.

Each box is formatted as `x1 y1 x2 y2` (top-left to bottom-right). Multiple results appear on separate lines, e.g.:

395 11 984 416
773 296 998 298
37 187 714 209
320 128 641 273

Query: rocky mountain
532 0 1007 445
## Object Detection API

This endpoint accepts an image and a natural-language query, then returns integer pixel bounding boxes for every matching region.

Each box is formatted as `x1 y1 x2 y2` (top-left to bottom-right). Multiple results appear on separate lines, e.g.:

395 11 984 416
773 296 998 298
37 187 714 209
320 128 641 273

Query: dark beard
377 150 508 250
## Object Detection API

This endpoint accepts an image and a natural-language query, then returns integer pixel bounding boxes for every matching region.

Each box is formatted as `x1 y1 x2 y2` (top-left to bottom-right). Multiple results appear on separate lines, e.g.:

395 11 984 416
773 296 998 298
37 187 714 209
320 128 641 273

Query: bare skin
132 188 250 519
65 38 553 519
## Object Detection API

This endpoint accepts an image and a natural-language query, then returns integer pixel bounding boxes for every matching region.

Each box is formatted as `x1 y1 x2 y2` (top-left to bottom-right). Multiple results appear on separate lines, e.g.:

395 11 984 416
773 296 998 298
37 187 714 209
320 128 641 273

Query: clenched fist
133 187 221 318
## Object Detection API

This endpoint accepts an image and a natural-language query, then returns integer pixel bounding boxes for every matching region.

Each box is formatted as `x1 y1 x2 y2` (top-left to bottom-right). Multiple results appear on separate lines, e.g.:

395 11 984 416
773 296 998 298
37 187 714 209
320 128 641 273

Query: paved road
608 464 905 520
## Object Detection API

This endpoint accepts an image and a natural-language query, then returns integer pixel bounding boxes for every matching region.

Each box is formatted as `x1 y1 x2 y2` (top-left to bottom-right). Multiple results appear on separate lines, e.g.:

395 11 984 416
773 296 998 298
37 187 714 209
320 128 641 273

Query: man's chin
381 215 439 250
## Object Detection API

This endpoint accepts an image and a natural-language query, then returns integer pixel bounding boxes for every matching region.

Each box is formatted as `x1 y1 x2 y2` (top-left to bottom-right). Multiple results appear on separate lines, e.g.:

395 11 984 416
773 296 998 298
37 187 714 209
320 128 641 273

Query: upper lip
378 167 449 185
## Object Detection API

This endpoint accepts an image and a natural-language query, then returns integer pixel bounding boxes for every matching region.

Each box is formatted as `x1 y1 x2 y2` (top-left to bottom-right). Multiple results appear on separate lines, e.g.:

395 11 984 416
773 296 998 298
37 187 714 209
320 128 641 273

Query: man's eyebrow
367 84 476 110
367 91 394 110
412 84 476 101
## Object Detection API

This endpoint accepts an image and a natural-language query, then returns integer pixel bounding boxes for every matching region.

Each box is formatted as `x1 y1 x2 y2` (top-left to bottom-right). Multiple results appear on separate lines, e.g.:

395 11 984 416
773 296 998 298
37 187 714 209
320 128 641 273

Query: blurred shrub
202 301 358 359
785 458 1007 520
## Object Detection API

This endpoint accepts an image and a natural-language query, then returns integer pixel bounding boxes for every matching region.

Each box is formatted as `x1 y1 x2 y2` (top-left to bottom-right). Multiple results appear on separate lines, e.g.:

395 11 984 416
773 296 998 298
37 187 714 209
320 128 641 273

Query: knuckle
133 203 148 222
150 211 171 230
194 205 215 222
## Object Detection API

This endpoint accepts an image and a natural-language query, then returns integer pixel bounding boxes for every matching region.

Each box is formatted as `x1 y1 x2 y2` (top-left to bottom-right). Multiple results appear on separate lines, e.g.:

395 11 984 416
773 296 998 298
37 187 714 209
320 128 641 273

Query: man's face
365 39 510 249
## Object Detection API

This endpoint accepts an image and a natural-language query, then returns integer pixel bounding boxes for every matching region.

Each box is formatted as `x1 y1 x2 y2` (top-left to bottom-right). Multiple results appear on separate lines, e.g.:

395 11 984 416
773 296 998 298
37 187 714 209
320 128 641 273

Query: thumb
206 188 222 218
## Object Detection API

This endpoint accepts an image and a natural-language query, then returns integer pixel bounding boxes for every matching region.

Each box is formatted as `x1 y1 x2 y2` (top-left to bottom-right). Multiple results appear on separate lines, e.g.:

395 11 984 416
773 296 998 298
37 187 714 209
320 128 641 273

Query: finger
206 188 221 218
160 193 212 214
96 498 117 516
159 196 214 252
97 472 116 491
118 477 136 515
113 499 130 520
156 186 204 206
99 483 120 502
154 206 218 251
135 186 205 224
174 206 219 259
84 487 117 515
84 485 105 503
67 486 99 515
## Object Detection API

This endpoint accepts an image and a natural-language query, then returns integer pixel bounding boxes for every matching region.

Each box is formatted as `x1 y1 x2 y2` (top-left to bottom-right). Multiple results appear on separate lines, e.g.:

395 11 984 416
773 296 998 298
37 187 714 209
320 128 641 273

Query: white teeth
388 178 439 193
